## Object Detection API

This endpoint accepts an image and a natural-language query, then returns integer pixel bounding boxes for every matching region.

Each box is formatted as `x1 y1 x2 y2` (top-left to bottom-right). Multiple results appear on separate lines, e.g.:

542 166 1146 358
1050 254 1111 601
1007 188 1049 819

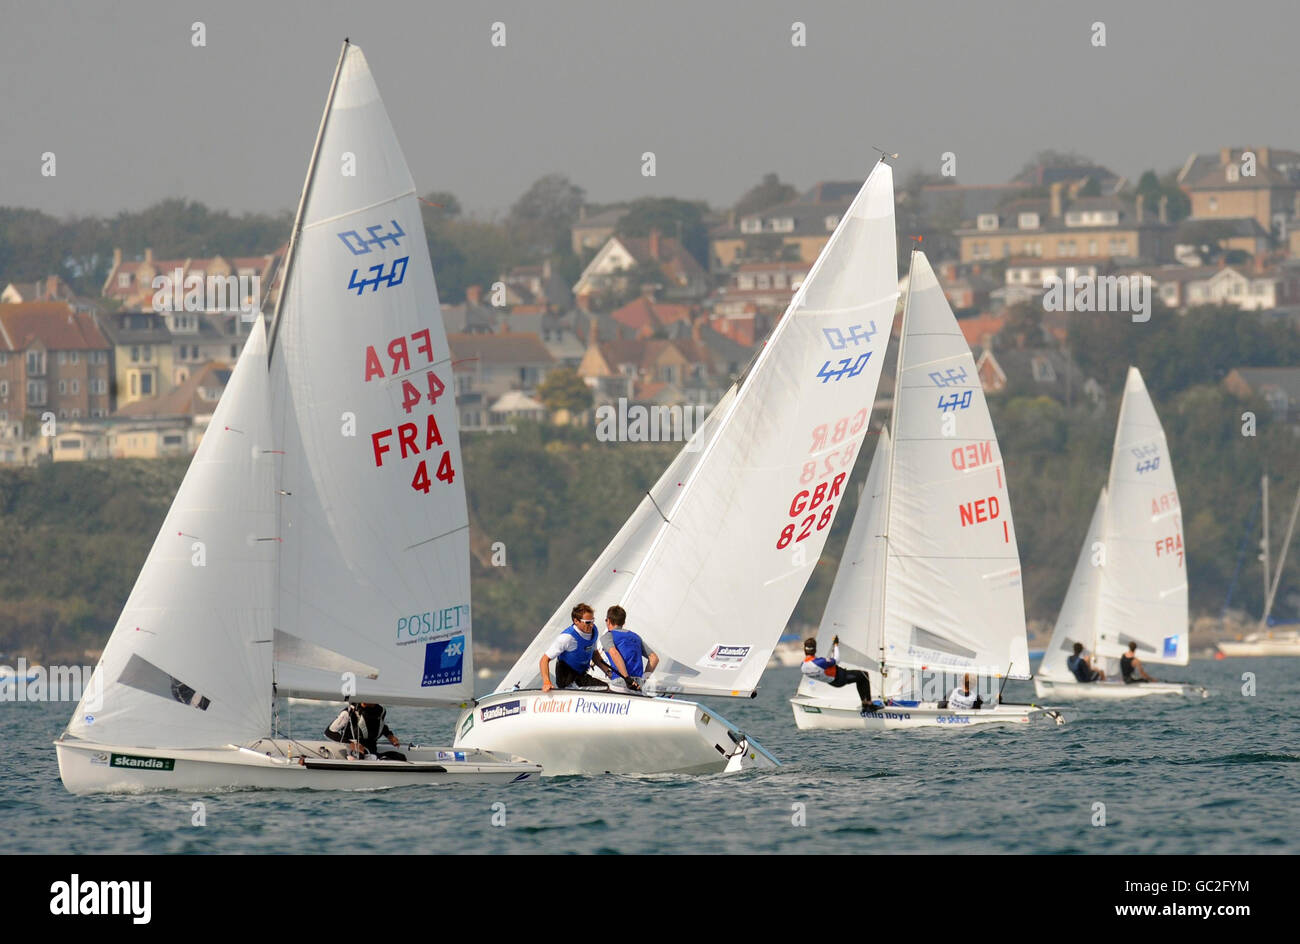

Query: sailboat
1035 367 1207 699
454 160 902 774
54 41 540 792
1217 475 1300 656
791 250 1066 729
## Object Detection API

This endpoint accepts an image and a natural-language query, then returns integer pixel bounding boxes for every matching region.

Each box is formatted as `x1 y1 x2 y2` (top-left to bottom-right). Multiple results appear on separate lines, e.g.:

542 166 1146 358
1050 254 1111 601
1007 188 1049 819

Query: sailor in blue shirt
598 605 658 693
540 603 614 692
1066 642 1106 682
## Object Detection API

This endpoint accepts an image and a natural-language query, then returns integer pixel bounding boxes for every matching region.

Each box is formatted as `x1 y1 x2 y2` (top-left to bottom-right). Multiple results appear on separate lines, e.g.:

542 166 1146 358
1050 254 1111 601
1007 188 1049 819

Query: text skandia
50 875 151 925
534 696 631 716
364 329 456 492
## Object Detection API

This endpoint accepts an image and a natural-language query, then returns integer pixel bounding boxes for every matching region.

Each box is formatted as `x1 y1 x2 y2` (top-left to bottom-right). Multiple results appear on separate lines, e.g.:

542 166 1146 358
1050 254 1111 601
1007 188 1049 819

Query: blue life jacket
1066 653 1090 682
608 629 645 678
557 624 597 672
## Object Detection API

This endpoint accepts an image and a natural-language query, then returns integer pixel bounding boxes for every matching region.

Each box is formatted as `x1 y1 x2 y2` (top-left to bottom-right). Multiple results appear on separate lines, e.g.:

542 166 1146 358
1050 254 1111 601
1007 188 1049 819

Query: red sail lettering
425 413 444 448
371 429 393 467
397 422 418 458
828 472 846 500
388 336 411 374
364 346 384 382
789 490 809 517
412 328 433 364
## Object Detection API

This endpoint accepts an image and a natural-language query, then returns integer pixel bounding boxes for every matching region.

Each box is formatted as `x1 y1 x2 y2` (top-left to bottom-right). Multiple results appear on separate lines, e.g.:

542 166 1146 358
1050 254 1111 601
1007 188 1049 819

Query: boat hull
1033 677 1208 700
55 738 540 794
453 689 779 776
1216 639 1300 657
790 695 1069 729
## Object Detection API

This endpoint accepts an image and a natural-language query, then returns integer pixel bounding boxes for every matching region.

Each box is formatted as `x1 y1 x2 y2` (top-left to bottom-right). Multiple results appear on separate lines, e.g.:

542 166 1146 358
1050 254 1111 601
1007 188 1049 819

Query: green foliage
615 197 709 270
536 367 593 413
508 174 585 257
734 173 797 217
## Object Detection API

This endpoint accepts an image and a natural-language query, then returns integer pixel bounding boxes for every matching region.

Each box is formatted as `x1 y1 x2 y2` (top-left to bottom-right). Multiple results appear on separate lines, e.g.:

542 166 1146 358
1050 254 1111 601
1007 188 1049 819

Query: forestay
880 251 1030 679
269 44 474 705
1092 367 1188 665
503 163 898 698
68 319 277 748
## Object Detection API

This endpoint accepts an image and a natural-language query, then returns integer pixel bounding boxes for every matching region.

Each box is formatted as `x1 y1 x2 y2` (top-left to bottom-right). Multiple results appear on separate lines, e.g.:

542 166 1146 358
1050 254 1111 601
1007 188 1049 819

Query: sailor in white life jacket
325 702 406 760
801 636 881 715
946 674 983 710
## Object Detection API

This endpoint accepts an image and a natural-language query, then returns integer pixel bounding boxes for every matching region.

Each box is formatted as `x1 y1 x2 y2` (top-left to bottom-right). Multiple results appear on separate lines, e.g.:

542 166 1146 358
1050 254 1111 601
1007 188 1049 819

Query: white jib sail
1039 488 1108 679
269 44 474 705
1093 367 1188 666
503 162 899 698
67 318 276 748
880 251 1030 680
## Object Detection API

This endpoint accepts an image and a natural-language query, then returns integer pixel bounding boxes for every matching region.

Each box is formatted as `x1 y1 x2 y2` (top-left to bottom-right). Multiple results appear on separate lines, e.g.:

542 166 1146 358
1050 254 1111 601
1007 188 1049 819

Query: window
1209 197 1218 212
59 438 82 449
977 214 999 231
771 217 794 233
740 217 762 234
1031 357 1057 382
1018 212 1040 230
143 346 152 362
824 215 839 231
27 351 46 375
0 381 5 398
773 273 786 289
58 379 67 395
230 344 238 358
163 434 183 446
1226 165 1240 182
131 346 140 363
756 274 771 289
141 373 153 396
70 351 79 365
130 375 138 396
118 273 131 288
0 353 5 365
58 351 67 365
1088 240 1098 256
71 380 79 394
70 409 80 419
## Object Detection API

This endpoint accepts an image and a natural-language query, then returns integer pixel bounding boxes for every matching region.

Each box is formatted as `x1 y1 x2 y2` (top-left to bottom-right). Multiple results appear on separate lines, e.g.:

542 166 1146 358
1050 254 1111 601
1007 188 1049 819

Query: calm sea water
2 661 1296 854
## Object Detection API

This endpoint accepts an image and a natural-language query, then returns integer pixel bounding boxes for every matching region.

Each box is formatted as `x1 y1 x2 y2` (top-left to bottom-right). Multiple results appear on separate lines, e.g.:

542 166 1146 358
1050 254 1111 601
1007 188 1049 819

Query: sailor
947 673 983 710
801 636 880 714
1119 641 1155 684
598 605 658 693
325 701 405 760
1066 642 1106 682
540 603 614 692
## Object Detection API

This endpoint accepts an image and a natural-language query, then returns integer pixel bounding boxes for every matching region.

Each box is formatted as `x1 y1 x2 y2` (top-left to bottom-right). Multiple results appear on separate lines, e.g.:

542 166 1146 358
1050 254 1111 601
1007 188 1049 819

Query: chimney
728 209 736 229
144 248 153 263
578 205 587 222
692 318 703 343
112 248 122 268
1259 146 1271 168
1158 195 1168 224
1136 193 1145 223
649 228 661 261
1050 182 1064 219
466 284 482 305
1220 147 1232 166
542 258 552 280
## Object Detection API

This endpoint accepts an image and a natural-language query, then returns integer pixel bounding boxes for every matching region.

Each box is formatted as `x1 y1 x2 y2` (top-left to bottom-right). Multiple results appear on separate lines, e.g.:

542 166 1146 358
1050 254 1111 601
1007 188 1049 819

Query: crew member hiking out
802 636 880 714
325 702 405 760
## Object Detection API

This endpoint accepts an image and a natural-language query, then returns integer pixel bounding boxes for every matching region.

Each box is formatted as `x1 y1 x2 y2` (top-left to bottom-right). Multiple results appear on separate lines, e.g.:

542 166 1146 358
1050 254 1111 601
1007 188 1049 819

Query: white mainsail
1039 489 1107 679
500 162 899 698
68 319 277 748
878 251 1030 680
268 44 474 705
813 428 891 673
1092 367 1188 665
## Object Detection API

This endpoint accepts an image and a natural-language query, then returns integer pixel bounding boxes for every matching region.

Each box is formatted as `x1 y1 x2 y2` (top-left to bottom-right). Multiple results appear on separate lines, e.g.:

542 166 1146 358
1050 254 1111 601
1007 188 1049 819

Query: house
498 309 587 366
709 181 859 272
0 302 113 434
101 247 280 313
448 332 555 432
1125 260 1300 311
957 313 1006 350
570 206 628 256
975 345 1089 402
609 297 694 337
499 261 573 311
488 390 547 427
51 422 111 462
956 183 1174 265
1179 147 1300 237
1223 367 1300 424
1174 217 1275 260
2 275 98 314
106 361 233 457
168 311 250 385
1014 161 1124 193
572 230 709 309
95 310 176 409
577 321 746 408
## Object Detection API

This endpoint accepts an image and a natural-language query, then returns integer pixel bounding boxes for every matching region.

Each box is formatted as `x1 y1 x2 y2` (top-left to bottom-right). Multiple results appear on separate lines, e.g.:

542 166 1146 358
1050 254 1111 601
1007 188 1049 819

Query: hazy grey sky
2 0 1296 220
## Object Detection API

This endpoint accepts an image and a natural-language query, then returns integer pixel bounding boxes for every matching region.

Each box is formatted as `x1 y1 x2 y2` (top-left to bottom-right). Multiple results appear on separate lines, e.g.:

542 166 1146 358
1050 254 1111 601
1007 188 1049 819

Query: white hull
1216 638 1300 657
1033 677 1208 700
453 689 779 776
55 737 539 794
790 695 1070 730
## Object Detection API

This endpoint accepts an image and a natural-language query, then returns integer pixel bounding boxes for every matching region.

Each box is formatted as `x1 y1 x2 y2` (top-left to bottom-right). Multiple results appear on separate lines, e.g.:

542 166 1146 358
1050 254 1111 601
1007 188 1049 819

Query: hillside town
3 145 1300 465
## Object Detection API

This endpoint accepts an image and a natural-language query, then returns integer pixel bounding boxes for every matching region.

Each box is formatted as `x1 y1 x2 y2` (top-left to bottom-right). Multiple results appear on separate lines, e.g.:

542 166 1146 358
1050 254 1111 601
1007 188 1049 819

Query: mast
1260 474 1270 615
878 243 916 689
1262 480 1300 629
267 39 350 362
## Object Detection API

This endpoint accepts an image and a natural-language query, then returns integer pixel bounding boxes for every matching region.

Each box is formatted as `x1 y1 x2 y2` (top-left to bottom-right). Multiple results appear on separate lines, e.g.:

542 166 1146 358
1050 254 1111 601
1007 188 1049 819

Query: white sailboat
1036 367 1207 699
1217 475 1300 656
55 41 540 792
792 250 1066 729
455 160 902 774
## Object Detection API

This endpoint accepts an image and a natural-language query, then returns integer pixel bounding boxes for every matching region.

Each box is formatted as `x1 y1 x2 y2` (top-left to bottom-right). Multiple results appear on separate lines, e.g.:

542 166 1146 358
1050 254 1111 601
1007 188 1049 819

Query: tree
734 172 797 217
508 174 585 257
537 367 593 414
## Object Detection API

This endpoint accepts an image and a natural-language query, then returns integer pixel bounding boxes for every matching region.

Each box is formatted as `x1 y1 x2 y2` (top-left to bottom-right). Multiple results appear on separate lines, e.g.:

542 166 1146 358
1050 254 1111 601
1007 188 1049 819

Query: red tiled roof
0 302 109 351
609 298 693 333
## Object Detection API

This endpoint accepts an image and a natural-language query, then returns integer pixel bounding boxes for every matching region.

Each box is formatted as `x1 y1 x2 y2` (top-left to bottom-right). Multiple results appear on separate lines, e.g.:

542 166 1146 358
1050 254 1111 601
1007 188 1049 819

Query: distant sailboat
1036 367 1208 699
455 160 902 774
1217 475 1300 656
792 249 1066 729
55 42 540 791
